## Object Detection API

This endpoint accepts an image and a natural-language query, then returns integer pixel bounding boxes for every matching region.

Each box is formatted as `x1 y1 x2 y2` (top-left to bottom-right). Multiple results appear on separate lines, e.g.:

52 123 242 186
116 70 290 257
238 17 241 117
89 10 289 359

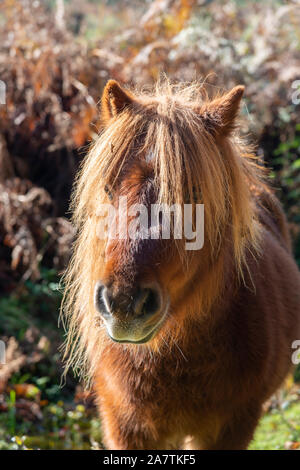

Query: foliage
0 400 102 450
250 402 300 450
0 267 62 337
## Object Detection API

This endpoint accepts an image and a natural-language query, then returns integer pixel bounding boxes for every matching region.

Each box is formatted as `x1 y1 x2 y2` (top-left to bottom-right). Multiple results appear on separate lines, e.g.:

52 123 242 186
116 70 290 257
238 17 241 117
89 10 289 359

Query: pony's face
88 80 248 345
94 157 184 344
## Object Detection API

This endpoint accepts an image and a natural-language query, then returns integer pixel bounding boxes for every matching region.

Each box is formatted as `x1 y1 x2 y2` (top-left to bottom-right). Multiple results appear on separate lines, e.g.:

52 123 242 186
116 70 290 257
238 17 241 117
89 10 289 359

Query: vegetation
0 0 299 450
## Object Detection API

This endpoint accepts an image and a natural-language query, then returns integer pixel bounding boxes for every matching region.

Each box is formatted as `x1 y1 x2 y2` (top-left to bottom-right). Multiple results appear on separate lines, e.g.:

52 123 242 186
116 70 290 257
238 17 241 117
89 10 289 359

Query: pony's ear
200 85 244 137
101 80 134 124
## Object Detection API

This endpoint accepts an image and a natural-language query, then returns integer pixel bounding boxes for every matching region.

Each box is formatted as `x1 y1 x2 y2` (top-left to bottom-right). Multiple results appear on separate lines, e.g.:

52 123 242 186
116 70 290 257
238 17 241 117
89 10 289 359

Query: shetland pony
62 80 300 449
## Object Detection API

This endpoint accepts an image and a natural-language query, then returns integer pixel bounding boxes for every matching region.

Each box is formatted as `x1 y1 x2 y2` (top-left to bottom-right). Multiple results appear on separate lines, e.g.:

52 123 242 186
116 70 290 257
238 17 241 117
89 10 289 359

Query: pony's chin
107 328 157 344
106 313 167 345
104 302 169 345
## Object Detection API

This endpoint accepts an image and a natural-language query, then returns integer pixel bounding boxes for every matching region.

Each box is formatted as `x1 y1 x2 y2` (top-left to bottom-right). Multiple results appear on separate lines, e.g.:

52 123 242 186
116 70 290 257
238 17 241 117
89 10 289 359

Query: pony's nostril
94 283 111 316
95 283 161 319
144 289 160 315
134 287 161 318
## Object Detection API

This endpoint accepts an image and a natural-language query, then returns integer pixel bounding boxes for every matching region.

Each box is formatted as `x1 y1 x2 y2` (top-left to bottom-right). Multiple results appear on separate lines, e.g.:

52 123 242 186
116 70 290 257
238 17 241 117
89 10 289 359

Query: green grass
0 401 102 450
250 402 300 450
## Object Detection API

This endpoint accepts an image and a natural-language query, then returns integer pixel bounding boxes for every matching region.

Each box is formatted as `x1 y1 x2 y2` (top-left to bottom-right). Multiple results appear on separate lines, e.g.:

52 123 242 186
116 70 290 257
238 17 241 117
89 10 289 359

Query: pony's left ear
199 85 245 137
101 80 134 124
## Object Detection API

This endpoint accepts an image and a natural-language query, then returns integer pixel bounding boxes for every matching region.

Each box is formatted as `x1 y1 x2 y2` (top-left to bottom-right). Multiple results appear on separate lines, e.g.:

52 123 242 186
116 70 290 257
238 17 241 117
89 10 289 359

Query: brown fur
62 80 300 449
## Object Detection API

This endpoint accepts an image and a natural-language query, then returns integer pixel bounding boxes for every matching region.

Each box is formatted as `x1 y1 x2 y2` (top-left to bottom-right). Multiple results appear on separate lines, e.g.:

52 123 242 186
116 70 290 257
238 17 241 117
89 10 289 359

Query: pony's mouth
104 308 168 345
107 327 158 344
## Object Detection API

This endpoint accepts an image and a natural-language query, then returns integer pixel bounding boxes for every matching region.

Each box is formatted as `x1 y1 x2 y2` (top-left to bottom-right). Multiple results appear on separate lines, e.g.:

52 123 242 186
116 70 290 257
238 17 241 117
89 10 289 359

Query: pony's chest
102 355 208 409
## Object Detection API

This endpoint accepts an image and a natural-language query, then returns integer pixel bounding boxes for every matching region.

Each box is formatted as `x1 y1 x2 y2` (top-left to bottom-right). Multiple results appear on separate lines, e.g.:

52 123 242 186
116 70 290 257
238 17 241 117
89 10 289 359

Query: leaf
292 159 300 170
13 383 40 400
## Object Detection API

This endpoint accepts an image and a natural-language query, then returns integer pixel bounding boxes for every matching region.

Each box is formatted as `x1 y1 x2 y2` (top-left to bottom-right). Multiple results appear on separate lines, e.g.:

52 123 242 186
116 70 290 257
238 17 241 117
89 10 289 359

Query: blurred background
0 0 299 450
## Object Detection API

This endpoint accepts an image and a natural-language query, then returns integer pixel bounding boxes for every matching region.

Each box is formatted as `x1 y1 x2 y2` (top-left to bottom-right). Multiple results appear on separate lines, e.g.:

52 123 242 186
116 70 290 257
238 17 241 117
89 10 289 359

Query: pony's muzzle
94 281 164 344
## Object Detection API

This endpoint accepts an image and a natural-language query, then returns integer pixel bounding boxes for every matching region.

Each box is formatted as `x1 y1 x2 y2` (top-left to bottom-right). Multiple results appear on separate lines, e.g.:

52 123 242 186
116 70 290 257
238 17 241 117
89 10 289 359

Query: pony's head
62 80 263 377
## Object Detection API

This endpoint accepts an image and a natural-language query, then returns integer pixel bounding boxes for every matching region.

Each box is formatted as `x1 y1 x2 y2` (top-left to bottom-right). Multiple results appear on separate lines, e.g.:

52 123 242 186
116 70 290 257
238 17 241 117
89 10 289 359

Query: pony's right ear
101 80 134 125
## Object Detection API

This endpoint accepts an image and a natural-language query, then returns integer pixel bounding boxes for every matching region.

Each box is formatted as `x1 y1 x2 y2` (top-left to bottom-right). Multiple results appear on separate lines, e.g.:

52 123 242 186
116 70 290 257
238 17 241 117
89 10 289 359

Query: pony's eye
104 185 113 201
